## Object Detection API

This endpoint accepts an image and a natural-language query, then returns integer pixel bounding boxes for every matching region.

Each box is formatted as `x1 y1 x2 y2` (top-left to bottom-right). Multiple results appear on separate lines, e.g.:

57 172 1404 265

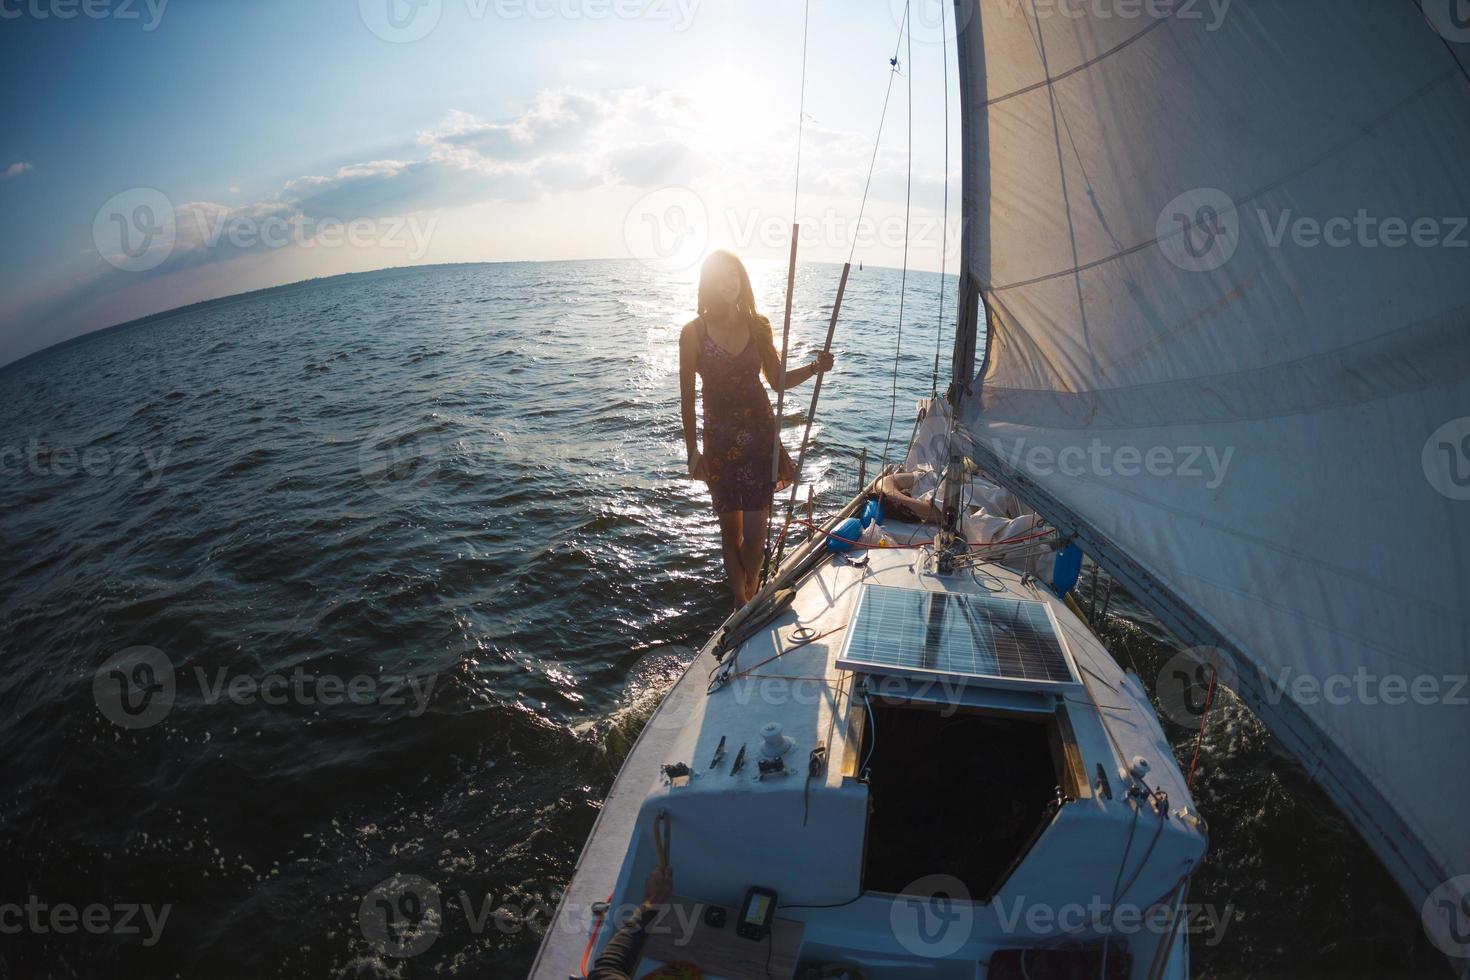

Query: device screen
743 893 771 925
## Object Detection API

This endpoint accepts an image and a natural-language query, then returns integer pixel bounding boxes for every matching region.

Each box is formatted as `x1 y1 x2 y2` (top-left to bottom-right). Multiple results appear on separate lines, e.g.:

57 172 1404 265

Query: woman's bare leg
716 510 747 610
739 508 768 600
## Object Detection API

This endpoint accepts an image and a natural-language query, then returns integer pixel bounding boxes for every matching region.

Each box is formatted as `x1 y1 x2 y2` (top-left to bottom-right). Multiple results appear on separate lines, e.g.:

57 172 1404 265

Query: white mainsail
949 0 1470 963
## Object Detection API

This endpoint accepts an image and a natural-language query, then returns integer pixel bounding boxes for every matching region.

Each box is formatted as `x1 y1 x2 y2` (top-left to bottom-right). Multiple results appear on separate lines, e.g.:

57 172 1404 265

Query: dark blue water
0 260 1441 977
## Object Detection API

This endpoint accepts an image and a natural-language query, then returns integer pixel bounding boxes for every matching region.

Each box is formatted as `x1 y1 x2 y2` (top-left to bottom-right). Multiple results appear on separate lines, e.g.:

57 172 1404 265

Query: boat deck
532 517 1205 980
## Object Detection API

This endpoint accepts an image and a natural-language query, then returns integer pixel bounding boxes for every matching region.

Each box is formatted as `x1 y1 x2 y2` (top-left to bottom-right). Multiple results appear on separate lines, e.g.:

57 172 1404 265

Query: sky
0 0 963 367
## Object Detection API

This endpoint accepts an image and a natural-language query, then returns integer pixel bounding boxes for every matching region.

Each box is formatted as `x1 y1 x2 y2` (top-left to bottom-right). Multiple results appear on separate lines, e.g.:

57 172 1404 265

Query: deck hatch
836 584 1078 688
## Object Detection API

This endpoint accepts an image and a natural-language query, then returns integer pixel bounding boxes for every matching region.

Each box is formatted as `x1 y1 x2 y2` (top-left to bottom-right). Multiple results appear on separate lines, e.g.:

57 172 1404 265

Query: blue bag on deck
827 516 864 552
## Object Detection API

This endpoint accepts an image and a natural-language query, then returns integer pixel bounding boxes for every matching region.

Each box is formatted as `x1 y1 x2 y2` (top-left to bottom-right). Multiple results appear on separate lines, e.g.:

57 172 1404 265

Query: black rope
879 6 913 470
1409 0 1470 90
760 0 812 585
931 0 951 396
791 0 810 225
844 1 910 269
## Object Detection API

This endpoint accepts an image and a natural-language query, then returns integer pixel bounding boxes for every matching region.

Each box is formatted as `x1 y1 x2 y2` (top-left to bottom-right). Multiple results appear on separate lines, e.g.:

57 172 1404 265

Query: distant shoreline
0 260 580 375
2 256 913 376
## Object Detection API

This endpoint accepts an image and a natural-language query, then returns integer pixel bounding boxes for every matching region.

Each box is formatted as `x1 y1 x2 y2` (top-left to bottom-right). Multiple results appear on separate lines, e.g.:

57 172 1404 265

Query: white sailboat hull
532 480 1206 980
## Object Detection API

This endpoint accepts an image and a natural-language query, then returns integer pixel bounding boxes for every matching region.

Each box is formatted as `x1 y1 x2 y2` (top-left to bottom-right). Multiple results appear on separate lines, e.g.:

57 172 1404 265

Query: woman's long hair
696 250 773 348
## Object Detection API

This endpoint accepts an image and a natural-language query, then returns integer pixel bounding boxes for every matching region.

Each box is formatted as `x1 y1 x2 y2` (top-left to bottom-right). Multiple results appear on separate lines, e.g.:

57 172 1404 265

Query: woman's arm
678 322 704 477
759 341 834 392
587 868 674 980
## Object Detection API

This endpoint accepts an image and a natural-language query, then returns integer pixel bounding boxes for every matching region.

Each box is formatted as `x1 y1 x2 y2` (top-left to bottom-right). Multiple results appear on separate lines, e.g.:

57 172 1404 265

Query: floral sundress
695 317 795 513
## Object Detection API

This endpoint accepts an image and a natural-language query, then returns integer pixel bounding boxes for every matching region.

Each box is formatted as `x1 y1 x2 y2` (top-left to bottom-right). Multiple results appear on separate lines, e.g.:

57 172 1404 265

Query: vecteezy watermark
93 647 439 729
1155 646 1237 729
992 894 1235 947
725 673 972 720
896 0 974 46
1158 187 1469 273
358 876 700 957
1156 187 1240 273
358 0 698 43
1262 666 1468 708
92 188 438 273
354 420 548 500
0 0 168 30
360 875 443 958
726 206 957 257
358 0 442 42
622 186 710 274
0 897 171 946
898 0 1230 47
1422 0 1470 44
1422 875 1470 959
94 647 177 730
890 875 975 958
990 0 1231 29
1 439 170 487
1423 417 1470 501
357 418 446 498
189 210 437 260
93 188 177 273
1256 209 1469 251
989 437 1235 490
621 190 962 275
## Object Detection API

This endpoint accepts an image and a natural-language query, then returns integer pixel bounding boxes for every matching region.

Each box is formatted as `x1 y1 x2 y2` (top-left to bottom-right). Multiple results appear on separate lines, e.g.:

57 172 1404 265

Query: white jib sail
950 0 1470 963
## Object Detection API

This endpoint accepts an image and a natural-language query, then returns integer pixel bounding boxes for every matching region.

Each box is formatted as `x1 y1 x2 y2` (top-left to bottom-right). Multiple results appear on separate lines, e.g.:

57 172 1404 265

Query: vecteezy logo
358 0 442 42
359 874 442 957
895 0 976 46
1422 0 1470 43
889 874 973 958
357 418 445 498
1422 876 1470 959
1156 646 1236 729
93 646 176 729
1423 417 1470 501
93 188 177 273
622 186 710 274
1156 187 1239 273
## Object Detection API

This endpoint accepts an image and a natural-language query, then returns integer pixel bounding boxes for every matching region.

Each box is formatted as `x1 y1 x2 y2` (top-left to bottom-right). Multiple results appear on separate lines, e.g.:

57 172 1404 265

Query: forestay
949 0 1470 956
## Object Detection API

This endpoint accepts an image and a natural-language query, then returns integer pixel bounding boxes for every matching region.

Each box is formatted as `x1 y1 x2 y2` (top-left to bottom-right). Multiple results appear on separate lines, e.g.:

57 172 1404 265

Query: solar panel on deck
836 584 1077 687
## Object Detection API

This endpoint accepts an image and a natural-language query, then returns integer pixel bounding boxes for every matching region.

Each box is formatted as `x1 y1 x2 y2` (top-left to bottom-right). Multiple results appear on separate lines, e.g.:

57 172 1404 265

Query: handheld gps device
736 886 777 941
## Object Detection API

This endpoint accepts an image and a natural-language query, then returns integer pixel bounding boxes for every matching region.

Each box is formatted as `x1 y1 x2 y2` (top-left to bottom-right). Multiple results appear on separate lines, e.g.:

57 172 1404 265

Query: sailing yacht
533 1 1470 977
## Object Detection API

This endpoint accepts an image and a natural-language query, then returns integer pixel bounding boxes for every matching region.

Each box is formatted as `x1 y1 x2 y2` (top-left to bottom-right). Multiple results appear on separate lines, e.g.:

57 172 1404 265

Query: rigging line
1408 0 1470 90
762 0 813 580
766 2 914 576
879 8 914 471
990 69 1456 293
982 13 1170 108
791 0 811 226
931 0 950 395
845 0 911 269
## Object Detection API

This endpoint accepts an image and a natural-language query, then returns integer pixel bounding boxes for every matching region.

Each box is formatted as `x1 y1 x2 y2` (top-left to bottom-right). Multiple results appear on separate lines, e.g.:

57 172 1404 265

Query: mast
935 0 985 572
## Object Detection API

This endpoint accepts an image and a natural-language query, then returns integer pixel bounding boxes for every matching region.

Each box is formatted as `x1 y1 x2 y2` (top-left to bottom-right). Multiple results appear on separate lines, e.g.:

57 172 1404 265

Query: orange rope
578 892 613 977
1186 666 1218 790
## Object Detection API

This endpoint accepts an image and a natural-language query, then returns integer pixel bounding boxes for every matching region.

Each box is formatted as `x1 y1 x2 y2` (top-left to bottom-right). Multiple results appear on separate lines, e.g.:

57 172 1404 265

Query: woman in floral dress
679 251 834 609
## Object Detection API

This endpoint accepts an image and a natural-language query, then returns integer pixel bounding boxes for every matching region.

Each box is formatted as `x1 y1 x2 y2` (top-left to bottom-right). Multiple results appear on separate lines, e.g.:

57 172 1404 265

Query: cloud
3 86 713 364
72 88 708 287
607 140 707 188
8 80 960 368
431 93 607 162
3 161 34 180
225 89 707 229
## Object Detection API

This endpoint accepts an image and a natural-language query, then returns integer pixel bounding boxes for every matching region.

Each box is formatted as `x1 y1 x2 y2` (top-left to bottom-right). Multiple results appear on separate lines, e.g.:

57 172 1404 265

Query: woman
679 251 834 610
